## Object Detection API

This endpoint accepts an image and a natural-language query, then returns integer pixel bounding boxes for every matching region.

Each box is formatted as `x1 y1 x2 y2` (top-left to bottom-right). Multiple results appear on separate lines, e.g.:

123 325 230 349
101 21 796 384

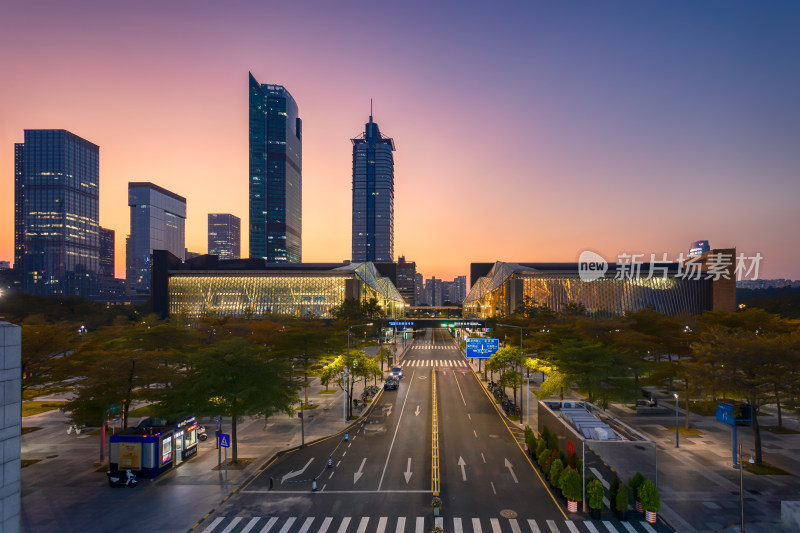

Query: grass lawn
23 385 69 401
22 401 66 417
763 425 800 435
665 426 704 436
294 403 319 410
21 459 42 468
317 390 337 395
127 405 154 417
744 461 790 475
22 427 42 435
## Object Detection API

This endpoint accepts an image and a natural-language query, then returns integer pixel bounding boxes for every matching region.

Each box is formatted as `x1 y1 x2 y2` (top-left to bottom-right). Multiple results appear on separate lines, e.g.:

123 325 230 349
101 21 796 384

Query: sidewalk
21 340 414 533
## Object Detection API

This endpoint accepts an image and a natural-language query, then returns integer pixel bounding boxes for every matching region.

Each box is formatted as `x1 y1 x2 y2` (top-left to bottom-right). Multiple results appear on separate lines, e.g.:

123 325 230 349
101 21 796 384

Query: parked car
391 367 403 380
384 377 399 390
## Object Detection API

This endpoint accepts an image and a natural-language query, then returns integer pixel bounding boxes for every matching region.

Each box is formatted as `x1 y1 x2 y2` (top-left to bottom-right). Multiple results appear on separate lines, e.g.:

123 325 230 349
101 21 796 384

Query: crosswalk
200 515 661 533
402 359 467 367
411 344 458 350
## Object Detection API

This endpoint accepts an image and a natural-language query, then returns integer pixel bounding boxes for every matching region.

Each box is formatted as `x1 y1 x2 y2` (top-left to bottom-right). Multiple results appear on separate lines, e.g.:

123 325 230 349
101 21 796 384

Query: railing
431 370 440 495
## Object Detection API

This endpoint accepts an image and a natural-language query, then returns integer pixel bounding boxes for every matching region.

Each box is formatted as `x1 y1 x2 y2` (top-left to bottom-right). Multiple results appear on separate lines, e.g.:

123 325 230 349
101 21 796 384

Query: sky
1 0 799 282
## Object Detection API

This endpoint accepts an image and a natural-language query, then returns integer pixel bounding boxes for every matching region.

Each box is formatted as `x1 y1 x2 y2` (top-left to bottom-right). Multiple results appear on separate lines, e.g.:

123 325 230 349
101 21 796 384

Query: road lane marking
416 517 424 533
490 481 496 494
353 458 367 484
472 518 483 533
404 458 413 483
202 517 224 532
453 517 464 533
239 517 261 533
378 368 416 490
258 517 278 532
620 523 637 533
458 456 467 480
431 370 440 494
474 430 478 438
481 452 486 463
395 517 405 533
509 519 522 533
565 521 580 533
546 520 559 533
376 517 388 533
505 458 519 483
336 461 341 467
220 517 242 533
281 458 314 483
321 484 326 491
601 521 618 532
527 519 540 533
297 517 314 533
343 451 347 456
490 518 502 533
277 517 295 533
329 471 334 479
318 517 333 533
336 517 351 533
453 369 467 406
585 522 600 533
640 523 658 533
467 413 471 420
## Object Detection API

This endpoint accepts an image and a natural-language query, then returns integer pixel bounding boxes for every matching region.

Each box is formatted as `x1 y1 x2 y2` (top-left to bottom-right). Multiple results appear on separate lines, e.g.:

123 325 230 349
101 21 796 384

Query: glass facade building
463 260 734 318
99 227 115 279
15 130 100 297
161 256 405 320
208 213 241 260
352 115 395 263
249 72 302 263
127 182 186 296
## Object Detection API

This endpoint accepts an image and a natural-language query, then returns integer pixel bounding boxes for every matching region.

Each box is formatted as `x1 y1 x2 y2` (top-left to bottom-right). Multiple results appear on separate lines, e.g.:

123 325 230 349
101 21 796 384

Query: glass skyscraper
208 213 241 260
351 114 395 263
126 182 186 296
15 130 100 297
249 72 302 263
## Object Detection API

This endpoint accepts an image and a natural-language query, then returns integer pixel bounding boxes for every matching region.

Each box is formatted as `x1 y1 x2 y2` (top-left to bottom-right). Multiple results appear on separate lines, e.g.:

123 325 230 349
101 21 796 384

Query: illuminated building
208 213 241 260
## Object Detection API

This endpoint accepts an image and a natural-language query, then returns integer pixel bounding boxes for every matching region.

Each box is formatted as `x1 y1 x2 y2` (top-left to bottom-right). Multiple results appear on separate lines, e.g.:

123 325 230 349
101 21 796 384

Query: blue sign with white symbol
716 403 735 426
219 433 231 448
466 338 500 359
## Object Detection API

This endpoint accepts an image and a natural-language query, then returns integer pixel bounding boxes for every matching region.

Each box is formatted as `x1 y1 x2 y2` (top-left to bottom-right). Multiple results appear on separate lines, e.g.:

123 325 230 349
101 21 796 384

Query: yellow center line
431 370 440 496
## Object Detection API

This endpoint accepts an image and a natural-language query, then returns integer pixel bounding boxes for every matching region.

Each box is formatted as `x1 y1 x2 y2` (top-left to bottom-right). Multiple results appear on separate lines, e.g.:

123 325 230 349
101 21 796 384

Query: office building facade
351 114 395 262
15 130 100 297
208 213 241 260
99 227 115 279
396 256 416 306
126 182 186 296
249 72 302 263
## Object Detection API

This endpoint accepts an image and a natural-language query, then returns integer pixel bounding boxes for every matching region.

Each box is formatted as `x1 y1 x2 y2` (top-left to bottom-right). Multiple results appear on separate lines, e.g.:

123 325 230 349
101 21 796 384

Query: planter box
645 510 657 524
567 500 578 513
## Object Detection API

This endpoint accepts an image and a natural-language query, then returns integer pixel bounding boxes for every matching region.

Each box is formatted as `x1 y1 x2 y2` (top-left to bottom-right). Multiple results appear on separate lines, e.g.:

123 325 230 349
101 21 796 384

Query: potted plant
628 472 645 513
537 448 550 470
586 478 604 519
431 527 443 533
609 476 620 512
431 496 441 517
615 483 629 521
549 458 564 488
638 480 661 524
558 467 582 513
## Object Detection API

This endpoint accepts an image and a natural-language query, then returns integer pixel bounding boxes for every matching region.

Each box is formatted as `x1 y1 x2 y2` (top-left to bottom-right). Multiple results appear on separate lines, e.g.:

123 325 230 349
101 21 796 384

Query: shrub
615 483 629 512
549 459 564 486
628 472 645 502
536 439 548 456
587 479 604 510
558 467 582 502
543 449 558 474
547 432 559 451
542 425 551 443
537 448 550 468
609 476 621 511
637 480 661 512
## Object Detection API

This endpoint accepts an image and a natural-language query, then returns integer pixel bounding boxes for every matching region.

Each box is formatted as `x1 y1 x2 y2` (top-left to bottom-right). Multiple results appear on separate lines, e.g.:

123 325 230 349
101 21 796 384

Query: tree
20 318 80 390
154 337 299 463
319 350 381 418
330 297 385 321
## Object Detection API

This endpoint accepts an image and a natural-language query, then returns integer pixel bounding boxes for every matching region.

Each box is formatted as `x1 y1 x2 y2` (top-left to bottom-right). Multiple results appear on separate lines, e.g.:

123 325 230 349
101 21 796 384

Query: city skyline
1 1 799 282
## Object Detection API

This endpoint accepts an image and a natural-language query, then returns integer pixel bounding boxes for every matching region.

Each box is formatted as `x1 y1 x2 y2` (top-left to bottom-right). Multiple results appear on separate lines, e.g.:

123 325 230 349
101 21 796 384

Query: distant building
0 262 10 270
0 322 21 533
352 112 395 263
99 227 115 279
689 240 711 257
425 277 443 307
415 273 425 305
451 275 468 304
208 213 241 260
396 256 416 306
185 250 202 260
249 72 302 263
15 130 100 298
126 182 186 297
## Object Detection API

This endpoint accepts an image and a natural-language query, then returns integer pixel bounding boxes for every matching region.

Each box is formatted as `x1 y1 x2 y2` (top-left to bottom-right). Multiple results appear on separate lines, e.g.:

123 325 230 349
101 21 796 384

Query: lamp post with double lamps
674 393 679 448
497 323 524 424
345 323 373 421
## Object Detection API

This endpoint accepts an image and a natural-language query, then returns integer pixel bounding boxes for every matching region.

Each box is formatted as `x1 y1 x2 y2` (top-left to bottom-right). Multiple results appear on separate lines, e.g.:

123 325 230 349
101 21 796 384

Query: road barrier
431 370 440 496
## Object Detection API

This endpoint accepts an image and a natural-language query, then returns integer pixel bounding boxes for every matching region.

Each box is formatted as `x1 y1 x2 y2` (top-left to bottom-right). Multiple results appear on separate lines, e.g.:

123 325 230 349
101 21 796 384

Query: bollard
312 478 317 492
269 477 273 490
345 433 349 442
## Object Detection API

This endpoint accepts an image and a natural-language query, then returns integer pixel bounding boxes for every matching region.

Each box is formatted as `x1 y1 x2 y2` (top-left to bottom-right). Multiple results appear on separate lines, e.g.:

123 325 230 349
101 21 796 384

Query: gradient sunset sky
2 0 799 281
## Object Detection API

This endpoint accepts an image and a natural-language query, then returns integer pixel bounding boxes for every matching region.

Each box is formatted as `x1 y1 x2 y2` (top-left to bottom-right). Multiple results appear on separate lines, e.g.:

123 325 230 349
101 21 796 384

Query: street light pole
674 393 679 448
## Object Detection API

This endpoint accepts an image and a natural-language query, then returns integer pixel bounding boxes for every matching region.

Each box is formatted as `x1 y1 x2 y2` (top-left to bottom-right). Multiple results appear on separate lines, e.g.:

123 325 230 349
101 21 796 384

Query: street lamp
674 393 679 448
498 324 524 425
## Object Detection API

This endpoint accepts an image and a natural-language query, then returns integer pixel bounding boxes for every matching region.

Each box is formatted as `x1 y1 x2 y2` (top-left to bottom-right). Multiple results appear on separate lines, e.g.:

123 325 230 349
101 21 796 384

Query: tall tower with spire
351 107 395 263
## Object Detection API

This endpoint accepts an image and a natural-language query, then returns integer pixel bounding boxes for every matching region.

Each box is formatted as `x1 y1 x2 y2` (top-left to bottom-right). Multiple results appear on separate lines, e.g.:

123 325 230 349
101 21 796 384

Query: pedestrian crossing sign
219 433 230 448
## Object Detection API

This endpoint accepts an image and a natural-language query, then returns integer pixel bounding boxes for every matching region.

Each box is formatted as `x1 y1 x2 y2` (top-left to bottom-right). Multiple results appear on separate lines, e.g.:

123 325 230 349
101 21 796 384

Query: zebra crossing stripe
509 518 522 533
546 520 560 533
584 521 600 533
221 517 242 533
239 517 261 533
472 517 483 533
377 517 388 533
621 522 637 533
415 517 424 533
202 517 225 532
297 517 314 533
357 517 370 533
490 517 502 533
336 517 351 533
565 520 581 533
395 517 405 533
453 517 463 533
528 519 541 533
259 517 278 532
640 522 658 533
601 521 619 532
319 517 333 533
277 517 295 533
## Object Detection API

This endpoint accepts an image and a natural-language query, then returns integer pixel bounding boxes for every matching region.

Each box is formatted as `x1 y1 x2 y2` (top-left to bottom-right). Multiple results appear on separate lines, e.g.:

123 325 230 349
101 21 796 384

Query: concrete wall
0 322 21 533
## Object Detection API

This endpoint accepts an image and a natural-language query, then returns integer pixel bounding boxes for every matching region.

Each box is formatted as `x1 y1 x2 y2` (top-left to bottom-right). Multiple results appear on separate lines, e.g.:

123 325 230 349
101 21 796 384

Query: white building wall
0 322 21 533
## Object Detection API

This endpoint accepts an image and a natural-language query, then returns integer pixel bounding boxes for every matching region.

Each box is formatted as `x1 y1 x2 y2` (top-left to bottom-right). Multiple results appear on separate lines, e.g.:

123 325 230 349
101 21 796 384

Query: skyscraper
396 256 417 306
208 213 241 260
126 182 186 296
15 130 100 297
249 72 302 263
99 227 115 279
351 112 395 263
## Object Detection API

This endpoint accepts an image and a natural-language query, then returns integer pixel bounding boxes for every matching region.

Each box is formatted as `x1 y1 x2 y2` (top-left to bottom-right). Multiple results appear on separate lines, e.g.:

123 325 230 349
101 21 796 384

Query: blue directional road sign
466 338 500 359
716 403 735 426
219 433 231 448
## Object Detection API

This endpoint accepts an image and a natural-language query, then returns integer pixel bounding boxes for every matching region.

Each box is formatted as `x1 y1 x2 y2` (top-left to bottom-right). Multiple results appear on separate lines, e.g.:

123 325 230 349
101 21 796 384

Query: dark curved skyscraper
249 72 302 263
351 114 395 262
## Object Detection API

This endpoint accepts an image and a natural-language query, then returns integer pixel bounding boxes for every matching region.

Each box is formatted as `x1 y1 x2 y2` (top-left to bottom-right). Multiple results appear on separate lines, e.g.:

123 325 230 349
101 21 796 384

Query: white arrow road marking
353 457 367 484
504 458 519 483
281 458 314 483
404 458 413 483
415 405 420 416
458 456 467 481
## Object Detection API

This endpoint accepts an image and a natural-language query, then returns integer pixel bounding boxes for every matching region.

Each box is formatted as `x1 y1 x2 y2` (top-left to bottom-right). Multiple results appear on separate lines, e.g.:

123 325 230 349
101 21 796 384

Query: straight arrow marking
281 457 314 483
404 458 412 484
458 456 467 481
415 405 420 416
353 457 367 484
504 458 518 484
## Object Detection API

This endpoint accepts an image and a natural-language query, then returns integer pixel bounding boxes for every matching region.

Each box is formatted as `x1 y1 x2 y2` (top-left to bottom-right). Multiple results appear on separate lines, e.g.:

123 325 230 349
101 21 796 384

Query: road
195 328 674 532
